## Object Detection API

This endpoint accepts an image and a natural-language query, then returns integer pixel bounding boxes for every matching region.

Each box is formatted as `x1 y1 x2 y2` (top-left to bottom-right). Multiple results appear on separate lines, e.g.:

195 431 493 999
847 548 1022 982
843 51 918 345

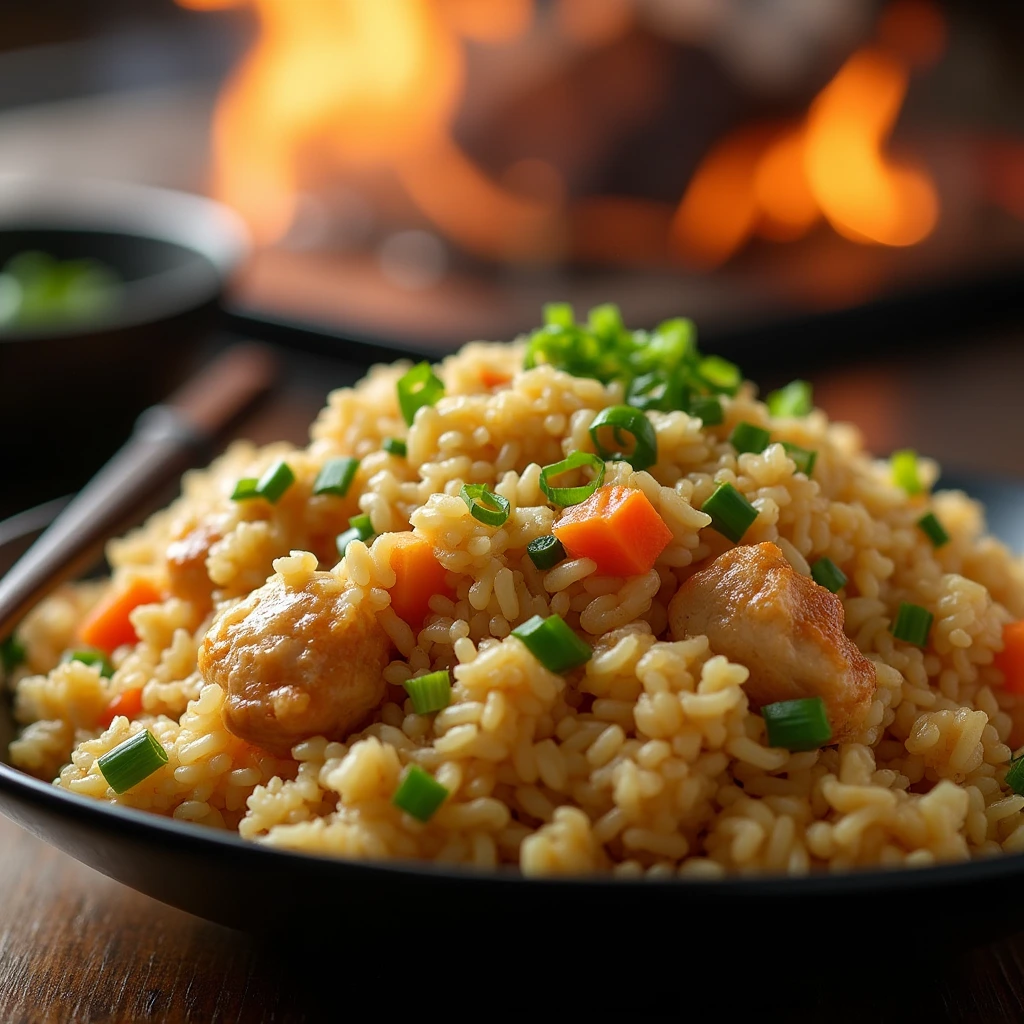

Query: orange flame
179 0 557 258
672 0 943 266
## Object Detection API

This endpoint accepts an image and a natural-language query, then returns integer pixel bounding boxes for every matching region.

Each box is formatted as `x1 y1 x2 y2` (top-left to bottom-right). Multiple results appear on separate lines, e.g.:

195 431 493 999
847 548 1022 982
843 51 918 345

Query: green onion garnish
782 442 817 477
382 437 407 457
730 421 771 455
689 395 723 426
588 405 658 471
336 513 375 558
700 482 758 543
392 765 449 822
403 669 451 714
397 362 444 426
527 535 566 570
891 449 923 496
767 380 813 418
810 557 847 593
97 729 169 795
762 697 832 751
256 460 295 504
230 477 259 501
543 301 575 328
62 648 114 678
698 355 742 396
539 452 605 507
511 614 592 674
891 601 933 647
1 635 25 672
460 484 511 527
313 457 359 497
1006 756 1024 795
917 512 949 548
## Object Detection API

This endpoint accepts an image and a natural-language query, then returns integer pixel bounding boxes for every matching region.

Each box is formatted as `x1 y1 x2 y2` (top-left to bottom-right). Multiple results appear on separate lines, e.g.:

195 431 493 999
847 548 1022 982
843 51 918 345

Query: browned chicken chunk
166 521 222 613
198 573 391 755
668 542 875 742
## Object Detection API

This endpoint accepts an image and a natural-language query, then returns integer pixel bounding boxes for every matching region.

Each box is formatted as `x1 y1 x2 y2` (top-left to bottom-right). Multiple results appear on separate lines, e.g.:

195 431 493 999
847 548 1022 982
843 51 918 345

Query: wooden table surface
5 327 1024 1023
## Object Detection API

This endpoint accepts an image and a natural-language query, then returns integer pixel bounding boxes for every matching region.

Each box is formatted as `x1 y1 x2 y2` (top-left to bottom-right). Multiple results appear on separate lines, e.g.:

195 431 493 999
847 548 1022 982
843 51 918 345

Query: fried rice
6 314 1024 878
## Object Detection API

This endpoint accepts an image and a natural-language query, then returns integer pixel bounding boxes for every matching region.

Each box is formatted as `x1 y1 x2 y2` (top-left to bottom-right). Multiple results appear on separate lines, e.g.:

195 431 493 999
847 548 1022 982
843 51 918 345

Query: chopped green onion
460 484 510 527
539 451 605 507
336 513 375 558
256 460 295 504
543 301 575 328
891 449 923 496
392 765 449 822
1 635 25 673
730 421 771 455
527 535 566 571
97 729 169 795
698 355 742 396
313 457 359 497
587 302 625 341
588 405 658 471
810 557 847 593
762 697 832 751
512 613 592 674
767 380 813 418
700 482 758 543
382 437 407 457
403 670 451 715
689 395 723 426
231 477 259 501
782 442 817 477
917 512 949 548
892 601 933 647
62 648 114 678
397 362 445 426
1005 756 1024 795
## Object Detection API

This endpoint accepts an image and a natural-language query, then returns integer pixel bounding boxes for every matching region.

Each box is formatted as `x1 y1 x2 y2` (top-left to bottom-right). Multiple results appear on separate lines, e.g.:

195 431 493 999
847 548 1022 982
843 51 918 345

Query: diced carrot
553 485 673 577
388 533 455 628
480 367 511 389
995 621 1024 694
77 578 163 654
98 687 144 729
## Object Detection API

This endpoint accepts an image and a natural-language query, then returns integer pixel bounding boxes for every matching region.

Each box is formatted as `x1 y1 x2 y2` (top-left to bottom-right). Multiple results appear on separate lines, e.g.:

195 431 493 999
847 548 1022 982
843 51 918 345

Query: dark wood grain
5 330 1024 1023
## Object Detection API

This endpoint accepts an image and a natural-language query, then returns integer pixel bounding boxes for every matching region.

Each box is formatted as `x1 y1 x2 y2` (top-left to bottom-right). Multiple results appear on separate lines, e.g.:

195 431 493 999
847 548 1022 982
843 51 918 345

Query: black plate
1 469 1023 955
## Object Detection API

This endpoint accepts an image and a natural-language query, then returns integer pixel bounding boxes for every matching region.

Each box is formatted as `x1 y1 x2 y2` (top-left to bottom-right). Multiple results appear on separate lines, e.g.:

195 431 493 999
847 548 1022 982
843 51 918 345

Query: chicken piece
166 521 222 613
198 573 391 755
668 542 875 742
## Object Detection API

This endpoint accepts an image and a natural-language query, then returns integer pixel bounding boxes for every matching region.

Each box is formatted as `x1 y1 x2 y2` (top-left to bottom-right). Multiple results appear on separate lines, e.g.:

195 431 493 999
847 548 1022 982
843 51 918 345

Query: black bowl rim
0 175 250 340
5 756 1024 897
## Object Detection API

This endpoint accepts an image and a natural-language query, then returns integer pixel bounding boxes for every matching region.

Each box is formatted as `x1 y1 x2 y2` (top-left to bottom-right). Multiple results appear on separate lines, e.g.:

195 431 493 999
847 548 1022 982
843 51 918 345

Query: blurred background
2 0 1024 517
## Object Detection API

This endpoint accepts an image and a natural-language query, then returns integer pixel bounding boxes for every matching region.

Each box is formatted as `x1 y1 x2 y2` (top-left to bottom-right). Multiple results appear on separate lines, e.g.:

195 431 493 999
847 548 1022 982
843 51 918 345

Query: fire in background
178 0 955 279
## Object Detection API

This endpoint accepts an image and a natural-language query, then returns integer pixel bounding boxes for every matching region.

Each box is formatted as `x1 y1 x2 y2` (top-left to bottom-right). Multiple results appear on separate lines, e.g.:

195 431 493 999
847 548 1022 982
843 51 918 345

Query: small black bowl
0 176 249 517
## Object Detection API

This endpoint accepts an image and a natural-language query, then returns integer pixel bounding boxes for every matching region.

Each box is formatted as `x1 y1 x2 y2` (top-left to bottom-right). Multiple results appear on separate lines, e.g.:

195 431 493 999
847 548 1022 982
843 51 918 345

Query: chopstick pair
0 343 279 639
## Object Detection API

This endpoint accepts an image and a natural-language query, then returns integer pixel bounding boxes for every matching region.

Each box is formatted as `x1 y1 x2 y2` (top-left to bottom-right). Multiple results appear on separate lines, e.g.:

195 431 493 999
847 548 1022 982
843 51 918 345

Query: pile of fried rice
6 308 1024 878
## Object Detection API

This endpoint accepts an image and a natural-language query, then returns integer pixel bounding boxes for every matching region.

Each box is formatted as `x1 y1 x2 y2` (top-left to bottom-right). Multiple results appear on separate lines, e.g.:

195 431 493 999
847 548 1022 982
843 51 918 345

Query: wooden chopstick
0 343 279 639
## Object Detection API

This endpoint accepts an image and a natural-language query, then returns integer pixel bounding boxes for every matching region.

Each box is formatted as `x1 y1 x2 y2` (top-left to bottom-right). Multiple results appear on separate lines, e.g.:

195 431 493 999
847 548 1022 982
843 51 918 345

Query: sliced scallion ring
729 421 771 456
527 535 566 571
97 729 169 795
403 670 452 715
892 602 932 647
511 614 592 674
460 484 511 527
539 452 605 507
312 457 359 497
588 405 657 471
700 482 758 543
382 437 407 457
767 380 813 418
891 449 923 496
397 362 444 426
762 697 832 751
392 765 449 821
62 648 114 678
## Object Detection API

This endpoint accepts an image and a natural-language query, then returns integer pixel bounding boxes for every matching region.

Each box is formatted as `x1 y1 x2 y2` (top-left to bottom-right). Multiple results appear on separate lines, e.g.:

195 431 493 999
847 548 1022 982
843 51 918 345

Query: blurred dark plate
1 457 1023 954
0 176 248 518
